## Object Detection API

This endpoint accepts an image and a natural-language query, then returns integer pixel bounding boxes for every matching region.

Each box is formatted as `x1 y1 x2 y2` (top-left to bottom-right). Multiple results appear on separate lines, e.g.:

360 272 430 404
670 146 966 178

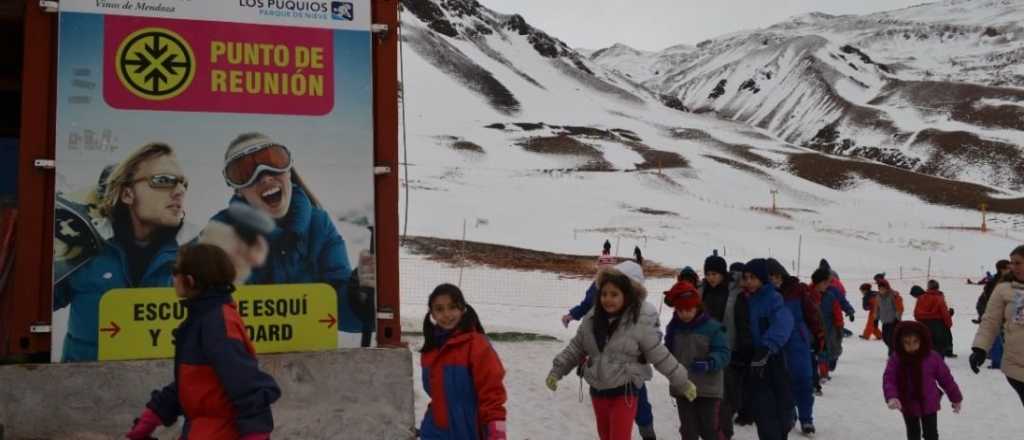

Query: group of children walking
544 247 972 440
121 241 1024 440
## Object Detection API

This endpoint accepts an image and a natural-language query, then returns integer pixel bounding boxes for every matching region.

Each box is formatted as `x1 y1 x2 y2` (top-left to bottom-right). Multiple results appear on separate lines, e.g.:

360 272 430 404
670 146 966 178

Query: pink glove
486 421 507 440
125 408 161 440
240 433 271 440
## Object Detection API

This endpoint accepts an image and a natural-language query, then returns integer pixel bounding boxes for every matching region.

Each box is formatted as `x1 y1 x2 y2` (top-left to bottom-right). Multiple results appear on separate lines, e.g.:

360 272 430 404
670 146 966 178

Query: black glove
969 348 987 374
847 313 855 322
949 308 955 317
750 347 770 378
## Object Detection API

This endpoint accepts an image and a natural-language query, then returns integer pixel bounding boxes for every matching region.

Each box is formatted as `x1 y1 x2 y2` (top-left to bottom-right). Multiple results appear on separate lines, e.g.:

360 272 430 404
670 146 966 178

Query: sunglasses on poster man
223 143 293 189
130 174 189 190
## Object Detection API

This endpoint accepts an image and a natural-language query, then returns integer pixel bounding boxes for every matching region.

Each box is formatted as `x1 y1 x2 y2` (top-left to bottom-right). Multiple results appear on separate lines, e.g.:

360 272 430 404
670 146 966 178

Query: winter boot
801 422 816 436
638 424 656 440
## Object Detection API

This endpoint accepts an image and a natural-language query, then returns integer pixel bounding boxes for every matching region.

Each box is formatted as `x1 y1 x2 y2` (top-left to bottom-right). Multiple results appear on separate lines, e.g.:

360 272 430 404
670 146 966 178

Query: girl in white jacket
547 261 696 440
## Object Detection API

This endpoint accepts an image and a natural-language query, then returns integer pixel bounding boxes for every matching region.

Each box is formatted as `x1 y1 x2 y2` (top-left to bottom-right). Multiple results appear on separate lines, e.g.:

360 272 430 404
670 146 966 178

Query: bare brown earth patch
625 142 690 170
703 154 770 178
912 129 1024 190
787 153 1024 214
669 128 778 168
516 135 614 171
403 236 677 279
450 140 485 153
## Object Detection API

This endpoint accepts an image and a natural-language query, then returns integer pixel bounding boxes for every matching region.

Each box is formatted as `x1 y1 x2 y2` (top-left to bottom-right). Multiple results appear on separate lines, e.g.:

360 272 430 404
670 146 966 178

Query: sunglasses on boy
223 143 293 189
131 174 189 190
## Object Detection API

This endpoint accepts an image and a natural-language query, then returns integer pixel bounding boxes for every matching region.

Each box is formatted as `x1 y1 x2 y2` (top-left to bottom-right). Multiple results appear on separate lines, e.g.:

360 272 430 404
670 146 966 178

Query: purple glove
239 433 271 440
125 408 161 440
690 358 714 374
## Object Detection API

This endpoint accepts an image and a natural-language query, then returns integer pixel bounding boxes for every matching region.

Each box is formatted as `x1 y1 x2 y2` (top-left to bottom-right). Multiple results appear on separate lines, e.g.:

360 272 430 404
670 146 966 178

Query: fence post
458 219 467 286
797 234 802 278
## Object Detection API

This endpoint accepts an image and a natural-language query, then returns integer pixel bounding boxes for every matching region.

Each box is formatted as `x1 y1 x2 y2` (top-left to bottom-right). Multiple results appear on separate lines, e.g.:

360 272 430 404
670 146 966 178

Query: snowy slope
590 0 1024 191
399 0 1024 283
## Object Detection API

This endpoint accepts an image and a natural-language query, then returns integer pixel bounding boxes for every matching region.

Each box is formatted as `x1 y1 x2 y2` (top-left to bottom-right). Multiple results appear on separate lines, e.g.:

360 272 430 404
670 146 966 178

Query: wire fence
399 255 993 314
399 257 676 309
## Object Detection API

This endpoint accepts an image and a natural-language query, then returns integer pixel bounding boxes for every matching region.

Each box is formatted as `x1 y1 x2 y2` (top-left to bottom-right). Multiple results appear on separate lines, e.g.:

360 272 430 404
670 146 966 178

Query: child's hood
596 261 648 301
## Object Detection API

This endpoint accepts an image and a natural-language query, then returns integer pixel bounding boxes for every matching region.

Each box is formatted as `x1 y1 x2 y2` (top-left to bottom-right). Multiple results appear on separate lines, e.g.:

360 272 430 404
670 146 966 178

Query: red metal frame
2 0 402 356
371 0 402 347
1 1 57 357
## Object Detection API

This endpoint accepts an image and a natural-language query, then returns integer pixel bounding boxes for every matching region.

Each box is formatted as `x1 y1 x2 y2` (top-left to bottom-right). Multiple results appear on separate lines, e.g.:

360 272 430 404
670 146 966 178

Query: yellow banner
97 284 338 361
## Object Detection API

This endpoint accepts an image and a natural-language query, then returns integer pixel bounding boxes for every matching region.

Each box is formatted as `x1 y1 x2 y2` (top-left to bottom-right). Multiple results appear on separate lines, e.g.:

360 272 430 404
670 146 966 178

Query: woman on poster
210 132 375 340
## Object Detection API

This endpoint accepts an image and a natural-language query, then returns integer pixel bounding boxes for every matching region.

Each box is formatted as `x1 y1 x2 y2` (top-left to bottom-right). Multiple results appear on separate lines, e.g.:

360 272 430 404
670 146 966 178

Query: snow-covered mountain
590 0 1024 192
398 0 1023 279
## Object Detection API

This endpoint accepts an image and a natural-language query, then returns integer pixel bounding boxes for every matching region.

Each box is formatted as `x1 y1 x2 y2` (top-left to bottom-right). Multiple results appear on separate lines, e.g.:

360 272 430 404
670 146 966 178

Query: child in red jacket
126 244 280 440
914 280 955 358
420 283 508 440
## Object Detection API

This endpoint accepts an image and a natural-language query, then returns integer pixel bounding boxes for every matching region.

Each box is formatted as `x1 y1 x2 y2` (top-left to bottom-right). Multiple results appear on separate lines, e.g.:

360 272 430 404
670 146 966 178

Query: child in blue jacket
126 244 280 440
420 284 508 440
740 259 795 440
664 280 731 440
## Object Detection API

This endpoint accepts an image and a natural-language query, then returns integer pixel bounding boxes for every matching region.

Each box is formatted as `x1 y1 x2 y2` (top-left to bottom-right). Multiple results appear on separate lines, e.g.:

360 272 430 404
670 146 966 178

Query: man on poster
54 142 192 362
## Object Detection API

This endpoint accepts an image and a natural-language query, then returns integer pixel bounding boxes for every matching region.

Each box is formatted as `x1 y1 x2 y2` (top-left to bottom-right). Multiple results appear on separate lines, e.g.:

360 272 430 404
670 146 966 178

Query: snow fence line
0 349 414 440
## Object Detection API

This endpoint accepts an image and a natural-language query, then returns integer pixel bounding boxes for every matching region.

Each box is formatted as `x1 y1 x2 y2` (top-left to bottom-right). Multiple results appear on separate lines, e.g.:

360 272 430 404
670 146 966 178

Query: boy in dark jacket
127 244 280 440
875 279 905 356
741 259 795 440
665 281 731 440
701 252 750 438
813 268 855 373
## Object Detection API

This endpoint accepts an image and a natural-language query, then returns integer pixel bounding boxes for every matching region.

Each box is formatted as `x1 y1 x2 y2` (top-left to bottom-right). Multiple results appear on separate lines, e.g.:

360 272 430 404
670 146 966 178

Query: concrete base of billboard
0 348 414 440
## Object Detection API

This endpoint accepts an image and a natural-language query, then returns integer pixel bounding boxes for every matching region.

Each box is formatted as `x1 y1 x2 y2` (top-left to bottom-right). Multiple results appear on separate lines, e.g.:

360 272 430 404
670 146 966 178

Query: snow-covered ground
402 262 1021 439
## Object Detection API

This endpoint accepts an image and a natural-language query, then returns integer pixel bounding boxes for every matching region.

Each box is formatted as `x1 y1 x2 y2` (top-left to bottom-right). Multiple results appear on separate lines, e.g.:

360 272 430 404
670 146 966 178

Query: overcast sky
476 0 927 51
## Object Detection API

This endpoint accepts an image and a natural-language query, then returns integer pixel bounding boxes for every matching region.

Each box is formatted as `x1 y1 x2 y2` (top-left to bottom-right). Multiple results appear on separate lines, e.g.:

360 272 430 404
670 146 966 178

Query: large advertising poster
51 0 375 362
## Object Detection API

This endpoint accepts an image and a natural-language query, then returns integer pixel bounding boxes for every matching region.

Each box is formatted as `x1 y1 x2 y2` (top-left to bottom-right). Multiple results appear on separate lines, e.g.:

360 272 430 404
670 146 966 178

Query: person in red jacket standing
914 280 955 358
126 244 280 440
420 283 508 440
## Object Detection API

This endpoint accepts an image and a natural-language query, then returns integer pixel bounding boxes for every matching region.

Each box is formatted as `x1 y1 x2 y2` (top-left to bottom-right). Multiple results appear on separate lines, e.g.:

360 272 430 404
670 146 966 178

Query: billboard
52 0 375 362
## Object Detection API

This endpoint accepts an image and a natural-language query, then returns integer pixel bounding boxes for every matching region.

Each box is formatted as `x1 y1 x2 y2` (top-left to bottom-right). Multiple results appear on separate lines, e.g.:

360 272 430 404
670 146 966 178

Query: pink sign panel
103 15 335 115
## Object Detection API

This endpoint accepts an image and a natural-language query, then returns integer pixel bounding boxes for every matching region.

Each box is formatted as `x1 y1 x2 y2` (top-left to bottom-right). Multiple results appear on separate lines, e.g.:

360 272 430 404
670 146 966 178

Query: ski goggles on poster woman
223 142 293 189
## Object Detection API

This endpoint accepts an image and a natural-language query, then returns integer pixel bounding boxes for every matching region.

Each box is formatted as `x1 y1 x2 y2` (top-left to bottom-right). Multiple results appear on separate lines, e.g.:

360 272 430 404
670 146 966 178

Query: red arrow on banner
100 321 121 338
319 314 337 329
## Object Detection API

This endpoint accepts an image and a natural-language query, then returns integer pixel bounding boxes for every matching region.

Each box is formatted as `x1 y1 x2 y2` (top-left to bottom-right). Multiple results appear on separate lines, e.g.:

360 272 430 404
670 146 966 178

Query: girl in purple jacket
883 321 963 440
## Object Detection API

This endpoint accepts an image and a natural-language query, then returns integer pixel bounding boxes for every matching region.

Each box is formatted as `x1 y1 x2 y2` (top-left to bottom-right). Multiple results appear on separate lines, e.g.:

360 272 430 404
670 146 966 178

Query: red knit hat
664 281 701 310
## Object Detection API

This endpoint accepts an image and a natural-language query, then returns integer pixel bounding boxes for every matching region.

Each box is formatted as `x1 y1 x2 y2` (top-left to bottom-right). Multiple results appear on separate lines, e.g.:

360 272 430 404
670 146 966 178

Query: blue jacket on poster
568 282 598 320
212 186 358 333
54 236 179 362
746 284 793 354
